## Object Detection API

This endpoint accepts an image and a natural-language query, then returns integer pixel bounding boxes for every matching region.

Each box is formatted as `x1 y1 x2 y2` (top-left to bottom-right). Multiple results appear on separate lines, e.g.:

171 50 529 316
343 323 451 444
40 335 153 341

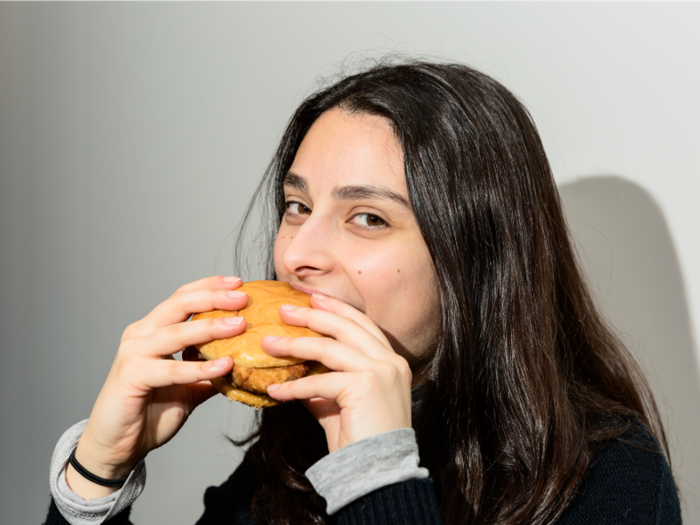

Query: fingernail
281 304 297 311
262 335 280 343
223 276 242 284
228 290 247 299
210 357 230 370
222 317 244 326
267 384 280 393
312 294 326 301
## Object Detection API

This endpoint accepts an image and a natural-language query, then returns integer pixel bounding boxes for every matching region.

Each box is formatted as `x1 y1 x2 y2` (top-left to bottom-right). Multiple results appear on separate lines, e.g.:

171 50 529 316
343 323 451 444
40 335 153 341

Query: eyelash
284 201 389 231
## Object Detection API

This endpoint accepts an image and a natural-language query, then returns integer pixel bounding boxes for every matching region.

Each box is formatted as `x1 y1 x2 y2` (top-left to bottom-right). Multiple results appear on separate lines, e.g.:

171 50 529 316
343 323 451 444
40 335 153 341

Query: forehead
289 109 406 195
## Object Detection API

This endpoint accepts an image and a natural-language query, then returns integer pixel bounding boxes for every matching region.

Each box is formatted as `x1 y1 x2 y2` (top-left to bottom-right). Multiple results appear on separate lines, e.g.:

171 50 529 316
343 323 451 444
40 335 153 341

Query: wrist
76 435 138 481
50 419 147 511
64 433 139 500
65 461 122 500
80 417 144 477
64 440 138 500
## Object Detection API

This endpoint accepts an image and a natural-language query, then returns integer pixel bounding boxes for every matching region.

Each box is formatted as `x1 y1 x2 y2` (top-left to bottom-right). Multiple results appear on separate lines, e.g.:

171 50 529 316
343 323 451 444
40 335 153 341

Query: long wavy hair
232 60 670 525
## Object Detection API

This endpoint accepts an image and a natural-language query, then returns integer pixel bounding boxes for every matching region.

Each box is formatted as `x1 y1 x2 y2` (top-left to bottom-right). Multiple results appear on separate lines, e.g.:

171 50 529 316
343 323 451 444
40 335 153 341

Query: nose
279 215 335 278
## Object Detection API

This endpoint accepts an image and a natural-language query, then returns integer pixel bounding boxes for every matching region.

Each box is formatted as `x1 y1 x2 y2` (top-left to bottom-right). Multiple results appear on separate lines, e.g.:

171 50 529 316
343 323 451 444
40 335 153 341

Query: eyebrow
283 171 410 209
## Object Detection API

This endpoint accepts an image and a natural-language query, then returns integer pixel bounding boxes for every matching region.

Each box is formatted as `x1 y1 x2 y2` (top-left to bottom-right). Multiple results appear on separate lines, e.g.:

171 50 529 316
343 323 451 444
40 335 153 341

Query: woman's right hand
66 276 248 498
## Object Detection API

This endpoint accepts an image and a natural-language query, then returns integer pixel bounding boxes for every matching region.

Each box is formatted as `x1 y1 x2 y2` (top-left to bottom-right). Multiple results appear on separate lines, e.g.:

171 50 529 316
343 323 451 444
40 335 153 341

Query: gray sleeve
49 420 147 525
304 428 429 515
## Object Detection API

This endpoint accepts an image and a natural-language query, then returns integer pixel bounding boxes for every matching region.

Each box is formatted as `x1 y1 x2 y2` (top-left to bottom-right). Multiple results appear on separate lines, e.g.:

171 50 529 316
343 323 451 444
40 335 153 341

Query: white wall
1 3 698 523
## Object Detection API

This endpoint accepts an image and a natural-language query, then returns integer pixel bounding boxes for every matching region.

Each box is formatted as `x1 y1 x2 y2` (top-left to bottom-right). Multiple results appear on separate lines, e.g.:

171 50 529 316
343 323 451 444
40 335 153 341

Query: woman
45 61 681 525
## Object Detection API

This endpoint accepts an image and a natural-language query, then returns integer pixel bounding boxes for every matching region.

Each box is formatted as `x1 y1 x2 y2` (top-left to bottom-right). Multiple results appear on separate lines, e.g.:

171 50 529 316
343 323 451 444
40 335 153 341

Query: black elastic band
68 447 129 488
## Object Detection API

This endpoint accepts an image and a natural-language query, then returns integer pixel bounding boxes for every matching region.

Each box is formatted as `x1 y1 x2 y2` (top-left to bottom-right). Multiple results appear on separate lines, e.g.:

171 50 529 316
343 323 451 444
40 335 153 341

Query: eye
352 213 387 229
285 201 311 216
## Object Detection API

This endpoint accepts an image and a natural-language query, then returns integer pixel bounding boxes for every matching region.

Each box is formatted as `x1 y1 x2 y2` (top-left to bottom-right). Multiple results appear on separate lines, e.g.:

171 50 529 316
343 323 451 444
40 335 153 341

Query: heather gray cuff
50 420 147 525
305 428 429 515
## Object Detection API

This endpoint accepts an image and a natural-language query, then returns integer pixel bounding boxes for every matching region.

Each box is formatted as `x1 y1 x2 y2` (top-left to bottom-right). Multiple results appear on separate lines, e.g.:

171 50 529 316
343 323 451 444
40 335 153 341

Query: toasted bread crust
182 282 331 409
192 281 323 368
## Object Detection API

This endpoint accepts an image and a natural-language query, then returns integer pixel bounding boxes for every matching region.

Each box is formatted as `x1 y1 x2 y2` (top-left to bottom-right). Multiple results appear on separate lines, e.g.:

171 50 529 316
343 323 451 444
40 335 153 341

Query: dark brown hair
233 60 670 525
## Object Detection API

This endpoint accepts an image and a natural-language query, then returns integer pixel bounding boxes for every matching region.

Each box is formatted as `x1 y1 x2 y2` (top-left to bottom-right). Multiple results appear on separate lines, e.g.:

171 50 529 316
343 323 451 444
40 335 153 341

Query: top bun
192 280 323 368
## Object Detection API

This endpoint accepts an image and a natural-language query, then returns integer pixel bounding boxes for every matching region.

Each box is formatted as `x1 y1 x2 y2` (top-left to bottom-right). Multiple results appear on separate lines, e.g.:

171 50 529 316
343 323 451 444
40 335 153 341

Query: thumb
189 381 223 408
302 398 341 423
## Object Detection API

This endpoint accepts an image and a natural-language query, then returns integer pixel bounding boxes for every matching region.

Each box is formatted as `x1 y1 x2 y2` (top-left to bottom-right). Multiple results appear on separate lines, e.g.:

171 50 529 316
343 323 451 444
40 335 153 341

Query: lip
289 282 332 298
289 282 366 314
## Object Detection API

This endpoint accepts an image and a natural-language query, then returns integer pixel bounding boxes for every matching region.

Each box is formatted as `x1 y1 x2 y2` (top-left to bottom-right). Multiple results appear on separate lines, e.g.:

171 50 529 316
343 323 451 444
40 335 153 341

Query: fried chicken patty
231 361 316 394
182 346 316 394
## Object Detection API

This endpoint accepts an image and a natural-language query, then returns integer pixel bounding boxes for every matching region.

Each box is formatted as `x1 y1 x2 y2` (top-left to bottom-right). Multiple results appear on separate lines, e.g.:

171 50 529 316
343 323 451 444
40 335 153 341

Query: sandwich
182 280 327 409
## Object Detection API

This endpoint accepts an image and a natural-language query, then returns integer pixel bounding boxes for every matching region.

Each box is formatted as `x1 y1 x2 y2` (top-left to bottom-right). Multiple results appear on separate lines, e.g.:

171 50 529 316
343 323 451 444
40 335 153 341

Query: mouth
287 281 366 314
288 282 332 298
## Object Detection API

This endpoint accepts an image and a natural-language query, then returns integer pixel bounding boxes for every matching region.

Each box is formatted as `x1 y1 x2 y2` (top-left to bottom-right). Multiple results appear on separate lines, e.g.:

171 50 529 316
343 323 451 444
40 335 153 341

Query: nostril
295 266 321 274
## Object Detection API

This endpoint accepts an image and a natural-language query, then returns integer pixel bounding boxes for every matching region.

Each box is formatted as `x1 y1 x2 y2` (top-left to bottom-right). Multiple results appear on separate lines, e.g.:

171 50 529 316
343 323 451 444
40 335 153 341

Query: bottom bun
210 378 280 409
210 363 330 410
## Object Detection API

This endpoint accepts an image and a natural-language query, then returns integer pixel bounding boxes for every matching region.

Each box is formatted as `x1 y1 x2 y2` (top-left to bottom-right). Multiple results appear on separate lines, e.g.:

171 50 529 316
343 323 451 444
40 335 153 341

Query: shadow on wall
559 176 700 521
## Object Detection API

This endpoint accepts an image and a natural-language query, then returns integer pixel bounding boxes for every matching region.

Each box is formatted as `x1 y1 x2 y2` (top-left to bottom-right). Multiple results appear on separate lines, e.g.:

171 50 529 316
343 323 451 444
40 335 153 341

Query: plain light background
1 2 699 523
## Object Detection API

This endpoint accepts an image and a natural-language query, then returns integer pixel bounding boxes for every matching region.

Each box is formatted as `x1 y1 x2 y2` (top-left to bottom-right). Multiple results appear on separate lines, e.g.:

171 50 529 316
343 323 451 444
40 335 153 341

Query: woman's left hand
262 294 413 454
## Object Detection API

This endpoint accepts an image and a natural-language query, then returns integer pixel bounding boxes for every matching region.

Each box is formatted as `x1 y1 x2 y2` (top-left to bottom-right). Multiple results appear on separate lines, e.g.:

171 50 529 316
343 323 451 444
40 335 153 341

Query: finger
277 305 394 361
138 356 233 390
128 287 248 340
301 397 341 422
266 371 351 402
261 335 375 373
134 315 247 358
188 381 223 407
310 294 391 347
176 275 243 293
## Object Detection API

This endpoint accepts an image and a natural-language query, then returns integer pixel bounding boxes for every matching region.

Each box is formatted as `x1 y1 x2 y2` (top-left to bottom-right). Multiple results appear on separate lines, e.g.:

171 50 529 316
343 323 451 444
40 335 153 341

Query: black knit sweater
44 427 681 525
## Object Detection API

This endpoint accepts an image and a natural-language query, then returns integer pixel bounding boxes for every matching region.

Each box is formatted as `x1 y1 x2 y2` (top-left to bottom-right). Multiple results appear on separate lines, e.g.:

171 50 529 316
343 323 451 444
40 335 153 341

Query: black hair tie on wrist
68 447 130 488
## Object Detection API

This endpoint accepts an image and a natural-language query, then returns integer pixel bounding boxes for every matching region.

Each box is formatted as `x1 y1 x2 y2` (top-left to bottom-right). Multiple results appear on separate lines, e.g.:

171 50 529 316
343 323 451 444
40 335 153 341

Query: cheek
273 228 290 279
360 244 428 281
346 244 402 285
352 244 432 312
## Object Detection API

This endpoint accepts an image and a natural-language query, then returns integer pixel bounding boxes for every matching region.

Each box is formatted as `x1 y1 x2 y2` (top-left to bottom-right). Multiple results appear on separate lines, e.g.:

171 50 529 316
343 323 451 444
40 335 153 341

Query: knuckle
190 361 208 381
399 362 413 385
290 336 308 352
165 360 181 379
294 374 314 392
306 373 320 386
358 369 378 387
116 339 136 359
174 282 191 294
334 316 360 338
404 366 413 385
394 357 411 377
116 354 138 378
377 359 409 385
169 289 186 304
344 317 361 330
207 318 222 332
162 323 183 340
379 361 399 381
121 322 138 342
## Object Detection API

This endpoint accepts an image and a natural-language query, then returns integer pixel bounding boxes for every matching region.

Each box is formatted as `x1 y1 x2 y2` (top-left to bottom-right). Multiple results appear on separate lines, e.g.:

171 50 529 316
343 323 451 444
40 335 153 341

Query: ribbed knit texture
48 420 146 525
337 479 443 525
556 423 682 524
43 425 681 525
45 499 132 525
195 457 258 525
306 428 429 514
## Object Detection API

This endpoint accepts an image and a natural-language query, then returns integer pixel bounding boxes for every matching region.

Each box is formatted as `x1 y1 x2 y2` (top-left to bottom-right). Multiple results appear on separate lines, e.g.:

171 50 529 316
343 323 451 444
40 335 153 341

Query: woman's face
274 108 440 370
